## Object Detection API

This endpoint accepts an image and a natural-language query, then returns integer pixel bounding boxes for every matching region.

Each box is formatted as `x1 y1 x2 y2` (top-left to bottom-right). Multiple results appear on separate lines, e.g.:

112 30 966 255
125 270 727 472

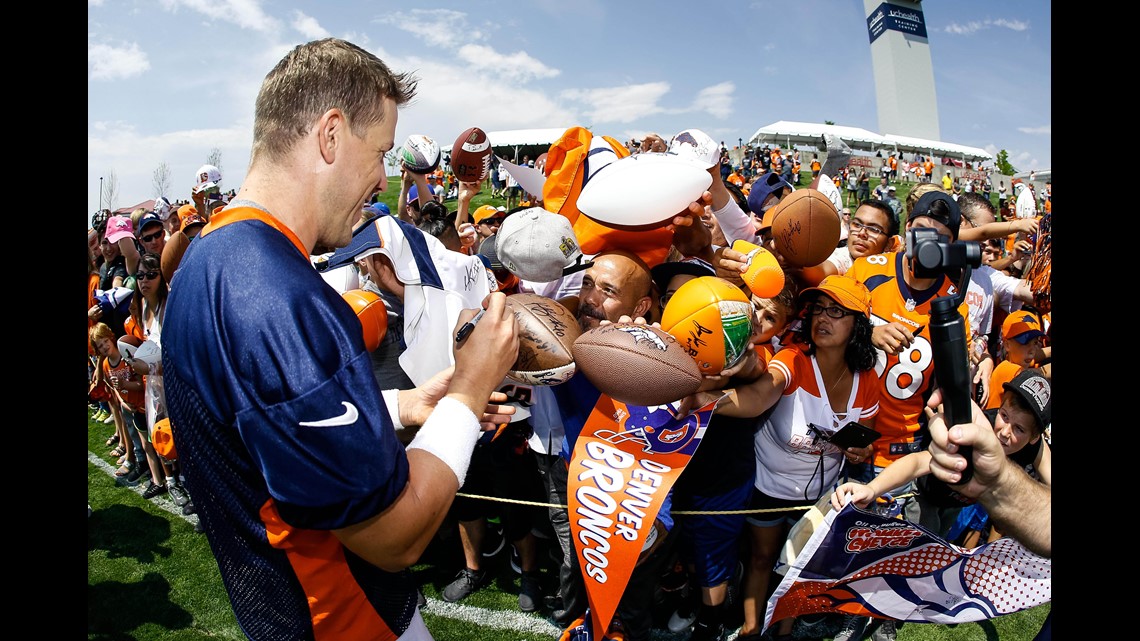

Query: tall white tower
864 0 939 140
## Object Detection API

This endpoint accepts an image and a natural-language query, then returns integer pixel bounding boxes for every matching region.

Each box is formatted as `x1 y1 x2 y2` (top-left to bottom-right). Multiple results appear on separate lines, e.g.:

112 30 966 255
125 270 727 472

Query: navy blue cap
746 172 793 217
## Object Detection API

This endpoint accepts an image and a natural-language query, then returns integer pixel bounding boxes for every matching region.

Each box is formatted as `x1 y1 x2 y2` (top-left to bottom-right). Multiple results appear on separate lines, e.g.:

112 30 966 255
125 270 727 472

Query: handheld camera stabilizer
906 228 982 483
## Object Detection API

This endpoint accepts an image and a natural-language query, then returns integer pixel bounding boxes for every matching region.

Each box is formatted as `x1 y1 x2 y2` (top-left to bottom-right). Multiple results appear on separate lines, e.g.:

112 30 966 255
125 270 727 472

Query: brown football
573 322 703 406
505 293 580 386
450 127 493 184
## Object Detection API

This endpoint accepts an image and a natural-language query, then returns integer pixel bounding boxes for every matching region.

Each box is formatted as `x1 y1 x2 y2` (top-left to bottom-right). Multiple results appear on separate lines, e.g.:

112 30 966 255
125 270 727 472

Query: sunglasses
136 270 161 281
140 230 164 243
479 217 505 226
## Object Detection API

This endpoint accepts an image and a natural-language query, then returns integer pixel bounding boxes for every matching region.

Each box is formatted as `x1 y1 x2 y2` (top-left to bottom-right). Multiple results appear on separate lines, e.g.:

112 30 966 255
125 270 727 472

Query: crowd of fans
89 124 1050 641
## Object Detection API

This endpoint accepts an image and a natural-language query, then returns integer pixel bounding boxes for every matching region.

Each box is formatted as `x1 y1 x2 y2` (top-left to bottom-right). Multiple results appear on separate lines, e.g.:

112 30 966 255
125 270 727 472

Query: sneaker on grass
519 572 541 612
833 613 869 641
442 568 487 603
167 483 190 507
870 619 898 641
141 482 168 500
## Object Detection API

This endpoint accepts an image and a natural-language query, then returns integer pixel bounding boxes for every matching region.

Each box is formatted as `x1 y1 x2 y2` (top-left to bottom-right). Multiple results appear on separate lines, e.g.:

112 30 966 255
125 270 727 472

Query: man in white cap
191 164 224 220
496 207 594 300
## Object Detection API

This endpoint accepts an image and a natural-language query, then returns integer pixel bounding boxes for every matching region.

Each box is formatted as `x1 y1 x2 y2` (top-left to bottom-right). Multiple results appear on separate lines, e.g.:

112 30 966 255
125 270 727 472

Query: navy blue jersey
163 208 415 640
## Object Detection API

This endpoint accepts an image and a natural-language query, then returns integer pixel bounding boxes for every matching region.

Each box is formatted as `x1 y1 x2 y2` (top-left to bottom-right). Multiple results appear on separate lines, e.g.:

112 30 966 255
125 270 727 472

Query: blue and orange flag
763 503 1051 634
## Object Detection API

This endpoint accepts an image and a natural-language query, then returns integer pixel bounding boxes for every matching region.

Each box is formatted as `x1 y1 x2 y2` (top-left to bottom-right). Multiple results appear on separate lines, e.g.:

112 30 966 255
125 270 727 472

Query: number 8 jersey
847 251 970 468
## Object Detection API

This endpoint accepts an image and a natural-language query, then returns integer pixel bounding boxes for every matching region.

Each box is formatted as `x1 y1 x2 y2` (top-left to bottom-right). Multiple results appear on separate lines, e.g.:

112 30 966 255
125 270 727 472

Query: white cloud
89 120 253 205
377 9 479 49
1017 125 1050 135
159 0 280 33
291 11 330 40
88 42 150 81
690 82 734 119
561 82 671 124
944 18 1029 35
455 44 560 83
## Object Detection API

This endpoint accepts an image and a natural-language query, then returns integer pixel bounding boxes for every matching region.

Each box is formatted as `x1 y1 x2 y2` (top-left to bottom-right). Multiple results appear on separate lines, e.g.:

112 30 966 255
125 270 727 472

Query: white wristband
406 396 482 485
382 389 403 431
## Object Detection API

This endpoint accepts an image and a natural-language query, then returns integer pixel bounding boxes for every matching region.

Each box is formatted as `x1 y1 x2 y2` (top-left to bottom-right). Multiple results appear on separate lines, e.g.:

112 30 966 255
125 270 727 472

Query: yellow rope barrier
453 491 917 515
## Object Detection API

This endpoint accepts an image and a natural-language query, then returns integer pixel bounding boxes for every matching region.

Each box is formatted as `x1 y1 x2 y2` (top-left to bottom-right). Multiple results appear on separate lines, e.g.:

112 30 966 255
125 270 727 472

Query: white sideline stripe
89 451 696 640
422 599 560 637
89 451 199 525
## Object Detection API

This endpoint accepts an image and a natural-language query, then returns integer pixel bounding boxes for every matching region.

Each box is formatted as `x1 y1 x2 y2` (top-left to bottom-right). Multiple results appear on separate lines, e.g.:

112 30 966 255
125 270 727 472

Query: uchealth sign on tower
866 2 927 44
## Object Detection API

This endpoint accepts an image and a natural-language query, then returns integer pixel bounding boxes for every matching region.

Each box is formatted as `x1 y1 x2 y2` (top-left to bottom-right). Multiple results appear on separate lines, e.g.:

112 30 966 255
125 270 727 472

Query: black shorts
452 422 544 539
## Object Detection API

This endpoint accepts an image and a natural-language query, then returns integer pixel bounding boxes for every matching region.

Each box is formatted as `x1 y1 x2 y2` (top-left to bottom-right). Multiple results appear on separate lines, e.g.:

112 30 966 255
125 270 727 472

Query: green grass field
90 170 1040 640
88 409 1048 641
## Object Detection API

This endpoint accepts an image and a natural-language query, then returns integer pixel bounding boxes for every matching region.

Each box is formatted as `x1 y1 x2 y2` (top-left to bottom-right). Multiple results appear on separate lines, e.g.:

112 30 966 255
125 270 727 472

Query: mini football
450 127 493 184
660 276 753 375
730 239 786 298
400 134 441 174
576 152 713 231
342 289 388 352
505 293 580 386
574 323 702 406
767 188 841 268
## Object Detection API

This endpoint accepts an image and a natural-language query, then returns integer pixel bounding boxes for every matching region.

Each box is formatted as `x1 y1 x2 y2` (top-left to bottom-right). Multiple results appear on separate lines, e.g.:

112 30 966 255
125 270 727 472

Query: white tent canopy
882 132 993 162
749 121 890 150
486 127 572 148
747 120 992 163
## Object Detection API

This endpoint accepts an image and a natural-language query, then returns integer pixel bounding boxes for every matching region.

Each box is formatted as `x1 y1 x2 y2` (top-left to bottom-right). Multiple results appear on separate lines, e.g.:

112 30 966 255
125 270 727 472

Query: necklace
825 363 849 399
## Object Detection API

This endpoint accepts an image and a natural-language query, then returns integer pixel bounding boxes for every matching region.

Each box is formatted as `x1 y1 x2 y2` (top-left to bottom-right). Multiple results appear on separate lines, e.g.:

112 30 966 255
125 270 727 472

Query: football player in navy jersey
163 38 518 641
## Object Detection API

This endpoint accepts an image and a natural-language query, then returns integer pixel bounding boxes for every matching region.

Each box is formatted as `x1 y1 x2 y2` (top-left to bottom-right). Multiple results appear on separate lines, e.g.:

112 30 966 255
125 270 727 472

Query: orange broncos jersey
847 252 971 467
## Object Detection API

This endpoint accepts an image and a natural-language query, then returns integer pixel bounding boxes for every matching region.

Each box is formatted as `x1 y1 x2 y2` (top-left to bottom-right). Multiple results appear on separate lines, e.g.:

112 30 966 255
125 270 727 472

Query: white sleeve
988 269 1020 313
826 246 853 274
711 197 758 246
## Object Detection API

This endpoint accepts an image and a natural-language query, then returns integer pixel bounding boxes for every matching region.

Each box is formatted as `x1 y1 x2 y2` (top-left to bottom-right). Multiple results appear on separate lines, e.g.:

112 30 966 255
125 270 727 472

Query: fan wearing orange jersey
844 192 971 523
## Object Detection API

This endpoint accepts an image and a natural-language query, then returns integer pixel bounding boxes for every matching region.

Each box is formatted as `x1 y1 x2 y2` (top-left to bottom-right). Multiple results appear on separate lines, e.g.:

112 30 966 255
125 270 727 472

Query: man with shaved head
568 249 655 331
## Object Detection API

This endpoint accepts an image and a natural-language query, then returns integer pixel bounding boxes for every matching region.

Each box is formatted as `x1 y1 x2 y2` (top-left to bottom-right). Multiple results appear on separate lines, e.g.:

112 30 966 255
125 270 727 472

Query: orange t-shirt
985 360 1023 410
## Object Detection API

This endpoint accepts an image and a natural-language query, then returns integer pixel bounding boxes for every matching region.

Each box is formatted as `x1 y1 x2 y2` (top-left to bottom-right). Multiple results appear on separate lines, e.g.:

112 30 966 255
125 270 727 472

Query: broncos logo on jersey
593 402 707 455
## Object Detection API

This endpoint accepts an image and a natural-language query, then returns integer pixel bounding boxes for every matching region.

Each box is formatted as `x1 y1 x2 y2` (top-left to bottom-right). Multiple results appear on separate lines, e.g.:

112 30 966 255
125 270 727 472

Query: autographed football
767 188 842 268
505 293 580 386
400 134 441 174
450 127 493 184
574 322 702 406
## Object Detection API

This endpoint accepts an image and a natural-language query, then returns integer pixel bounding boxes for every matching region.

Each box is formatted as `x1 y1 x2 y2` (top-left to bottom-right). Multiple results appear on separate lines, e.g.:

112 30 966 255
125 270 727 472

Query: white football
576 152 713 231
133 339 162 369
400 134 441 174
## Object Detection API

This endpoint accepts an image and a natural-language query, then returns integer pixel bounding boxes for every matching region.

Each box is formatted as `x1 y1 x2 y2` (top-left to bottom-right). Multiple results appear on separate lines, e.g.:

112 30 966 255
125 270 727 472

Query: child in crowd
832 369 1051 541
986 311 1046 411
90 322 149 487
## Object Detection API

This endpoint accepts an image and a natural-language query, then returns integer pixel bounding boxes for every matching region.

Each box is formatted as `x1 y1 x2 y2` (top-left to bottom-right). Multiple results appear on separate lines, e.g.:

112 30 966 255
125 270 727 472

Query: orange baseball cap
797 275 871 317
473 205 505 225
1001 311 1045 344
178 204 205 228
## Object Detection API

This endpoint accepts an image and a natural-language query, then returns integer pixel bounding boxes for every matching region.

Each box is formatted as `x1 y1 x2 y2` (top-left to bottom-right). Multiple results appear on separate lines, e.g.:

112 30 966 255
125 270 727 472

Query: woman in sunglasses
702 275 880 641
123 253 189 505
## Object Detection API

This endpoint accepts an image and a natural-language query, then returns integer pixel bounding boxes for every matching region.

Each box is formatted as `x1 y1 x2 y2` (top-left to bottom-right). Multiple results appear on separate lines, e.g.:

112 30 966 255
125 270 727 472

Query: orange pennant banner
567 395 718 640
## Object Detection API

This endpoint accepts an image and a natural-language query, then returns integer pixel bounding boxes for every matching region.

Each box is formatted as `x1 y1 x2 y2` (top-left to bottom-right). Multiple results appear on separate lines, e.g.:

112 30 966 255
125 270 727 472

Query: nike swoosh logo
299 402 359 427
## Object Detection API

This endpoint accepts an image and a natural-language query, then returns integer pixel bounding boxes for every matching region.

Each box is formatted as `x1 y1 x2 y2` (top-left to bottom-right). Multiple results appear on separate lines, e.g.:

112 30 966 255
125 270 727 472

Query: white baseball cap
193 164 222 194
496 208 592 283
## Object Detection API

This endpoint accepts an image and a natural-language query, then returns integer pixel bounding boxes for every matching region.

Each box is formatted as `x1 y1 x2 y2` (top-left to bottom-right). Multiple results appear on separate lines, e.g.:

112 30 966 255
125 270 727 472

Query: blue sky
87 0 1050 220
